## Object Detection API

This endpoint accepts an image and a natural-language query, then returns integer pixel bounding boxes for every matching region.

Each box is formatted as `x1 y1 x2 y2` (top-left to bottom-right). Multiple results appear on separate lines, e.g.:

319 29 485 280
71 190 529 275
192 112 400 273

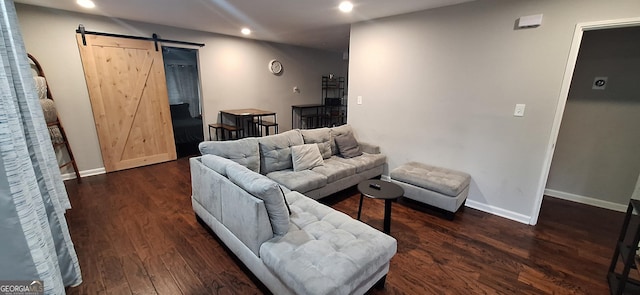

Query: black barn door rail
76 24 205 51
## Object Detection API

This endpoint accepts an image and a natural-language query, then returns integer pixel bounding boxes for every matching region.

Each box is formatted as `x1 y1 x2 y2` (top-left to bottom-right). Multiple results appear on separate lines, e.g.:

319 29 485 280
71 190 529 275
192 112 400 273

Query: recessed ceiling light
77 0 95 9
241 28 251 35
338 1 353 13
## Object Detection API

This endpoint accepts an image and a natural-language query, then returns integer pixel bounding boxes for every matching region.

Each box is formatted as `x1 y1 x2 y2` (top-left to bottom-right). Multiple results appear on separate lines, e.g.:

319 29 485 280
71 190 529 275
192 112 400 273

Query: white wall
546 27 640 208
348 0 640 223
16 4 347 174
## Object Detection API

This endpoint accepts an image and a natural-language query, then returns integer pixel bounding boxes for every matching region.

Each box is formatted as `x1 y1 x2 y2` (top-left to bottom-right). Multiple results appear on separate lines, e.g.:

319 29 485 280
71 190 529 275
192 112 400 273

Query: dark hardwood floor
64 157 625 294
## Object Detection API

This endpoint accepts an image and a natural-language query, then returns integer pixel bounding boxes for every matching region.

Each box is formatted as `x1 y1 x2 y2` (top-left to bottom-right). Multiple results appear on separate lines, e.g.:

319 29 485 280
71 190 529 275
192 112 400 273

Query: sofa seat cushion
390 162 471 197
332 152 386 173
260 192 397 295
267 170 327 193
310 158 356 183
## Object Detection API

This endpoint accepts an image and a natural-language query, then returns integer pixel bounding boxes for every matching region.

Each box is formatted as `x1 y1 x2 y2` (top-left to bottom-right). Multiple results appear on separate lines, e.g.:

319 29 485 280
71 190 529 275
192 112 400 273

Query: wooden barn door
76 34 176 172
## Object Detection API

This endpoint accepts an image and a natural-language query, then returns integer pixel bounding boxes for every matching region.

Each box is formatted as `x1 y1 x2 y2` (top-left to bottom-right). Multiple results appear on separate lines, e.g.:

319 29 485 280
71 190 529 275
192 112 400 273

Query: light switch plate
514 104 526 117
357 96 362 105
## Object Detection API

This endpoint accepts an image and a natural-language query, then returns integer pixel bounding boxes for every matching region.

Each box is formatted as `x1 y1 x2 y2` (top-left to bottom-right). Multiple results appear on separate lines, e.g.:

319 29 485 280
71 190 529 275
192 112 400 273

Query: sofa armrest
359 141 380 154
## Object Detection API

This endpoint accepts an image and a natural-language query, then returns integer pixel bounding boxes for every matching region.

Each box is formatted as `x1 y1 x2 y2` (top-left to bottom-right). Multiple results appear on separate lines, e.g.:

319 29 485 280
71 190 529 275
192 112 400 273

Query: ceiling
15 0 473 51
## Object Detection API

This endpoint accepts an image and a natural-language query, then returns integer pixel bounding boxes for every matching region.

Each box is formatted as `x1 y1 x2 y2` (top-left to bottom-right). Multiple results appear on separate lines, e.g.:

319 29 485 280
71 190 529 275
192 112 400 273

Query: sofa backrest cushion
199 138 260 173
258 129 303 174
201 154 240 176
226 163 290 235
300 128 332 159
330 124 354 155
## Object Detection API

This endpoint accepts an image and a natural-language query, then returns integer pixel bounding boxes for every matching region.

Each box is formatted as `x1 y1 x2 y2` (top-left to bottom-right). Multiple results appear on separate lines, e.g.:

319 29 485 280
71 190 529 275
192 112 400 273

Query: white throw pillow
291 144 324 172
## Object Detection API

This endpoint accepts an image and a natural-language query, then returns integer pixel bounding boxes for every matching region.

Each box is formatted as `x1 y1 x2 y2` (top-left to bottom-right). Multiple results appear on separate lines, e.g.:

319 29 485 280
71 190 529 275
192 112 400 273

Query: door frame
530 17 640 225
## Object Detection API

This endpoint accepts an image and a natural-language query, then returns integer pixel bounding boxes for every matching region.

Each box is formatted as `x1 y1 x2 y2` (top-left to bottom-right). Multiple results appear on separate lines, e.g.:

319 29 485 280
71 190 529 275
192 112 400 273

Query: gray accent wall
347 0 640 222
546 27 640 206
15 4 347 174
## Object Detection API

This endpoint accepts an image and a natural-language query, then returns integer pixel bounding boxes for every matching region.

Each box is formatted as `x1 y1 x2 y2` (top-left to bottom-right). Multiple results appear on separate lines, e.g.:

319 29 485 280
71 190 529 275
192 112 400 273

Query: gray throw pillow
330 124 353 155
291 144 324 171
334 133 362 158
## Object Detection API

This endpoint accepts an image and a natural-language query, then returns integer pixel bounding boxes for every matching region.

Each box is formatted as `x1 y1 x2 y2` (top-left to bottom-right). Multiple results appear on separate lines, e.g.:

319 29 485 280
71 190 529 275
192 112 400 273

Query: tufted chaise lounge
191 153 397 294
261 192 397 294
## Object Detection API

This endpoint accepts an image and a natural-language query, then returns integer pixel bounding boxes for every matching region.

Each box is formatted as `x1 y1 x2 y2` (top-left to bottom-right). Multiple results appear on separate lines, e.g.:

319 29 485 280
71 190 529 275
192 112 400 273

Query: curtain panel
0 0 82 293
165 64 200 117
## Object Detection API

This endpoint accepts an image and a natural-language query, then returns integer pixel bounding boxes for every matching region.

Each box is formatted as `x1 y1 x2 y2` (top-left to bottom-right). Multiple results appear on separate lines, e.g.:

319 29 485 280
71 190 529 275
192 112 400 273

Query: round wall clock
268 59 283 75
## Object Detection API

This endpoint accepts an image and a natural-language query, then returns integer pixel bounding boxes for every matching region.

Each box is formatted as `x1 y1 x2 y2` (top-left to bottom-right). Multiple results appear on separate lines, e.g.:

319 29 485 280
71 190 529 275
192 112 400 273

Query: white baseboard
544 189 627 212
465 199 531 225
61 167 106 181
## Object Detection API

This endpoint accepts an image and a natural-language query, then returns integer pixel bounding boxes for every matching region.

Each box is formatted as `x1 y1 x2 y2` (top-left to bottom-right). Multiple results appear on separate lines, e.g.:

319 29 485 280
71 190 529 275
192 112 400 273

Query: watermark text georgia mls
0 280 44 295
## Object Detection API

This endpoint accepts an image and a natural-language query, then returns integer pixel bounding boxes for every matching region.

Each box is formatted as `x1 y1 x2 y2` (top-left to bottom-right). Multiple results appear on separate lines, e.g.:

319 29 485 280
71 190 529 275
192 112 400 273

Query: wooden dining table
220 108 277 138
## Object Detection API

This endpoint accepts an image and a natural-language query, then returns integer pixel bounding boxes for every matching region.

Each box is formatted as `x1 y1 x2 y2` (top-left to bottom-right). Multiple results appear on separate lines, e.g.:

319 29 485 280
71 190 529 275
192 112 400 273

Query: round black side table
357 179 404 234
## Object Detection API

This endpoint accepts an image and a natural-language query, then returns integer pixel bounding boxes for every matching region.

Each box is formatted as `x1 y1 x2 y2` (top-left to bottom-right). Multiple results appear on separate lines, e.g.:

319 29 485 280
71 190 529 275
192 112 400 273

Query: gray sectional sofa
198 124 386 200
191 124 396 294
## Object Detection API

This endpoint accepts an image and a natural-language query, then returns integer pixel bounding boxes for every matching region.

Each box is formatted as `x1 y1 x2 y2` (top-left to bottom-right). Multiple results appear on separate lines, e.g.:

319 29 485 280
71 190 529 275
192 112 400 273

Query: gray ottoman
390 162 470 220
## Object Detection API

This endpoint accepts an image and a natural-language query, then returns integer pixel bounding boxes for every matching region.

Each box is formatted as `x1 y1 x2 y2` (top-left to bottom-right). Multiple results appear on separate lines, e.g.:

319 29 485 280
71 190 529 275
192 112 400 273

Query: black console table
291 104 325 129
